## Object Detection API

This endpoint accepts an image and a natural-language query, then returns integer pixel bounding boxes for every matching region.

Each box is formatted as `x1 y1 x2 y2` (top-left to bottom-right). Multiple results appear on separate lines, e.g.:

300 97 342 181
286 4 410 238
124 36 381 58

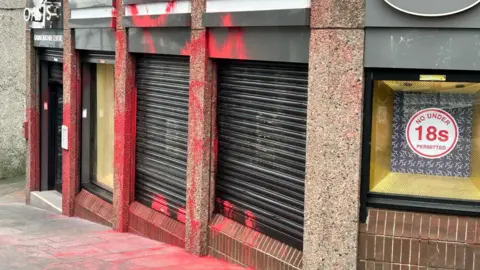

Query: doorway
40 58 63 193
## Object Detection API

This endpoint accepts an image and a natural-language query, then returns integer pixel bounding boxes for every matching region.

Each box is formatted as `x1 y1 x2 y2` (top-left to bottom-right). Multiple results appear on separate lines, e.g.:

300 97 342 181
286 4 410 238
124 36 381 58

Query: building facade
25 0 480 269
0 0 26 179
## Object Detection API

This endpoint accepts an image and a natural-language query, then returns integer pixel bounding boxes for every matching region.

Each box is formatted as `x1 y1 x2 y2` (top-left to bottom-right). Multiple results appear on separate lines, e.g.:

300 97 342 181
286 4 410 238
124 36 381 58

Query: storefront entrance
39 49 63 193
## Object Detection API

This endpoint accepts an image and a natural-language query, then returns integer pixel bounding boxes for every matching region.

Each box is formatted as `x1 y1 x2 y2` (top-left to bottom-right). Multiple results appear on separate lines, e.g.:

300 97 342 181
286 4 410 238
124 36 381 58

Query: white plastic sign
406 108 458 159
61 125 68 150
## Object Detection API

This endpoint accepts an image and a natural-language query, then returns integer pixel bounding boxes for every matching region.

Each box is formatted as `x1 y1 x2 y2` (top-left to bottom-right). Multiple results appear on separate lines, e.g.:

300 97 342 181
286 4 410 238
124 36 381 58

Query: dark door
40 58 63 193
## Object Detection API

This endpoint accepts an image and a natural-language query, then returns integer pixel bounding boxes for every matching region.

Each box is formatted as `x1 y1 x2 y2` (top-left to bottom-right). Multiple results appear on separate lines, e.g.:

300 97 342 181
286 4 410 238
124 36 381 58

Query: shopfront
359 0 480 268
25 0 65 205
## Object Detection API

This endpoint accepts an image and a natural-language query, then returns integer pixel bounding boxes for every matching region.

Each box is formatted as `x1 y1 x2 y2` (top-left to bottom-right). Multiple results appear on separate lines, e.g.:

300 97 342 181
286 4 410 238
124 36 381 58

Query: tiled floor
0 177 246 270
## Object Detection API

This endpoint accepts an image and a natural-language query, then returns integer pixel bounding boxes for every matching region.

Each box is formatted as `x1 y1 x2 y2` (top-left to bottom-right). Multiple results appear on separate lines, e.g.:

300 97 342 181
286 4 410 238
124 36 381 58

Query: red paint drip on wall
143 29 156 54
176 207 186 223
208 28 248 60
244 210 256 229
221 13 233 27
223 201 234 219
128 0 176 28
151 194 170 216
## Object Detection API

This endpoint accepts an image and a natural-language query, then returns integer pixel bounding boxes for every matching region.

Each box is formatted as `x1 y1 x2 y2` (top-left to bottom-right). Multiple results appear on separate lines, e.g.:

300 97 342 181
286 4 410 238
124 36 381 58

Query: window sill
82 183 113 204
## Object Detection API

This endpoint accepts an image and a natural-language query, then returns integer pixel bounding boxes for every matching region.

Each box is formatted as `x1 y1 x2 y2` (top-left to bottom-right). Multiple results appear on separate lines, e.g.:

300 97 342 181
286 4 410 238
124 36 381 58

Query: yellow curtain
95 64 115 189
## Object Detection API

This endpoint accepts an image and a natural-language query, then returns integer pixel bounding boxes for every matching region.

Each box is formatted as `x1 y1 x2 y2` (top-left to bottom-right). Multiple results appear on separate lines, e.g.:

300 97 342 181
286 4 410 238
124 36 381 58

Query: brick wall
358 208 480 269
209 214 303 270
74 190 114 227
128 202 185 249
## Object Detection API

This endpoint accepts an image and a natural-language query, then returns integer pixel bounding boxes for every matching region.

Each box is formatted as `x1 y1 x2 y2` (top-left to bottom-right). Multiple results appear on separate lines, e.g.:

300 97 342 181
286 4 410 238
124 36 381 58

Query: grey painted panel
69 18 114 29
128 28 191 55
365 28 480 70
68 0 113 9
75 28 115 52
203 9 310 27
366 0 480 28
209 27 310 63
33 29 63 48
124 13 191 28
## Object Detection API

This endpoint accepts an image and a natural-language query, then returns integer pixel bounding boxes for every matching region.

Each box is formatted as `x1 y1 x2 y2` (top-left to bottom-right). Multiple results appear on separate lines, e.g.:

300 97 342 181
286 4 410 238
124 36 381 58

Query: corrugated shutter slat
216 60 308 250
135 55 190 221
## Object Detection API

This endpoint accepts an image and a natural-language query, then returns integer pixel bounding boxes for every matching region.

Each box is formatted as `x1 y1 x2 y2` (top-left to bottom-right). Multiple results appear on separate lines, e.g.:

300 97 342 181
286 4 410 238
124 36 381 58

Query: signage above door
24 0 62 29
384 0 480 17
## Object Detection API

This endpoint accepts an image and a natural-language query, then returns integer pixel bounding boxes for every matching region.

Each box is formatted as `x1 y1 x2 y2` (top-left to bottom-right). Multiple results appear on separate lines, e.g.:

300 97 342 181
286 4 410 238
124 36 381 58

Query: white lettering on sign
34 34 63 42
406 108 458 159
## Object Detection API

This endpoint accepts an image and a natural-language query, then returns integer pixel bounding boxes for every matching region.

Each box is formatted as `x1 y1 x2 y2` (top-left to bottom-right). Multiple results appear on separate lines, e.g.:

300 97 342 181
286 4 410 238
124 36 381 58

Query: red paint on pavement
128 1 176 28
151 194 170 216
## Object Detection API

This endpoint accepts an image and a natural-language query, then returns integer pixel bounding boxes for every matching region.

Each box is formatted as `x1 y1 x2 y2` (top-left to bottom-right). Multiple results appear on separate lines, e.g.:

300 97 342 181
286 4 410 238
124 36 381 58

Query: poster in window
390 92 474 177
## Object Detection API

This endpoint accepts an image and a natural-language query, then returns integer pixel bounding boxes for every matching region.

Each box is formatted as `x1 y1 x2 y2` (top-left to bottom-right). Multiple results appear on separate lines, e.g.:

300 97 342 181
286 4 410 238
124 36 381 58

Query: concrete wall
0 0 26 179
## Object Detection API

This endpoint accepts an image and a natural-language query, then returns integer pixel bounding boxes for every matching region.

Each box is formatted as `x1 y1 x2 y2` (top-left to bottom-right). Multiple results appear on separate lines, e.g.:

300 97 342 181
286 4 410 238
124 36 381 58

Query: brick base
209 214 303 270
359 208 480 269
128 202 185 248
74 190 114 227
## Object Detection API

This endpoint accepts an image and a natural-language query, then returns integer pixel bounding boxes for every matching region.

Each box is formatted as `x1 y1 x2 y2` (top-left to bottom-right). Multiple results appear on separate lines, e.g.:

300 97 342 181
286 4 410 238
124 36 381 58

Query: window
361 70 480 219
81 55 115 201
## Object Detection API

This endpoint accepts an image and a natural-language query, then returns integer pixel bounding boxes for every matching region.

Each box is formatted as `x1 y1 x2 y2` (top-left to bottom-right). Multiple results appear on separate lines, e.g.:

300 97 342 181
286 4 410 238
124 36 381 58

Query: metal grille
135 54 190 221
40 48 63 63
216 60 308 250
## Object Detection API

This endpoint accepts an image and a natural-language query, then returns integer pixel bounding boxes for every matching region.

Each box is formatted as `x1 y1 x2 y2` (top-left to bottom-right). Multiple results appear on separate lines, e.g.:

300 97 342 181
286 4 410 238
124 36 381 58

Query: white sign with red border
406 108 459 159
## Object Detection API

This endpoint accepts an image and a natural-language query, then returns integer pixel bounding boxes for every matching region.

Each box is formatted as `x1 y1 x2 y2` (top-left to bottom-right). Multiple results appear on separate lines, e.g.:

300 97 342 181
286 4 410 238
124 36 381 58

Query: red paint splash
110 8 117 28
223 201 234 219
176 207 186 223
211 217 232 233
208 29 248 60
128 0 176 28
221 13 233 27
244 210 256 229
143 29 156 54
151 194 170 216
180 31 206 56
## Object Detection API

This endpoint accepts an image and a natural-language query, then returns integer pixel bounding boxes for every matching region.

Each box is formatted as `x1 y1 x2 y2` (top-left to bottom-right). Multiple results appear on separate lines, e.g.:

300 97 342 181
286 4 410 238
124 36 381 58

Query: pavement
0 176 245 270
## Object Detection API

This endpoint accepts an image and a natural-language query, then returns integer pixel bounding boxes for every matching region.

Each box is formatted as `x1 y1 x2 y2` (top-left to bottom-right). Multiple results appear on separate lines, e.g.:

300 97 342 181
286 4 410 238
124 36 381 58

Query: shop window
361 70 480 218
81 62 115 201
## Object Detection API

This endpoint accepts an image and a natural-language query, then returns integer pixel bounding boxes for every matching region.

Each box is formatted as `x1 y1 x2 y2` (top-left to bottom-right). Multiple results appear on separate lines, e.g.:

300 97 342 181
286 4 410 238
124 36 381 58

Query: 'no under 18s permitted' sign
406 108 459 159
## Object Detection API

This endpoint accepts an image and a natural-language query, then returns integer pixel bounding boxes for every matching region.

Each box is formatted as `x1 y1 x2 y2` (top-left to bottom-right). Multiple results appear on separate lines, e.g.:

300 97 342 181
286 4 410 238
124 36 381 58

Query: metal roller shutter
216 60 308 250
135 54 190 221
82 51 115 64
40 48 63 63
55 87 63 192
49 62 63 83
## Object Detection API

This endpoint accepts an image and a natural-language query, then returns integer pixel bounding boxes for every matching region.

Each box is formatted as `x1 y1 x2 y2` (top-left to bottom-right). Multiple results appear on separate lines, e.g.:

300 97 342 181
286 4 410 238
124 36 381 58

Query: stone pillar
62 0 80 216
25 27 39 204
112 1 136 232
185 0 215 256
303 0 365 269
